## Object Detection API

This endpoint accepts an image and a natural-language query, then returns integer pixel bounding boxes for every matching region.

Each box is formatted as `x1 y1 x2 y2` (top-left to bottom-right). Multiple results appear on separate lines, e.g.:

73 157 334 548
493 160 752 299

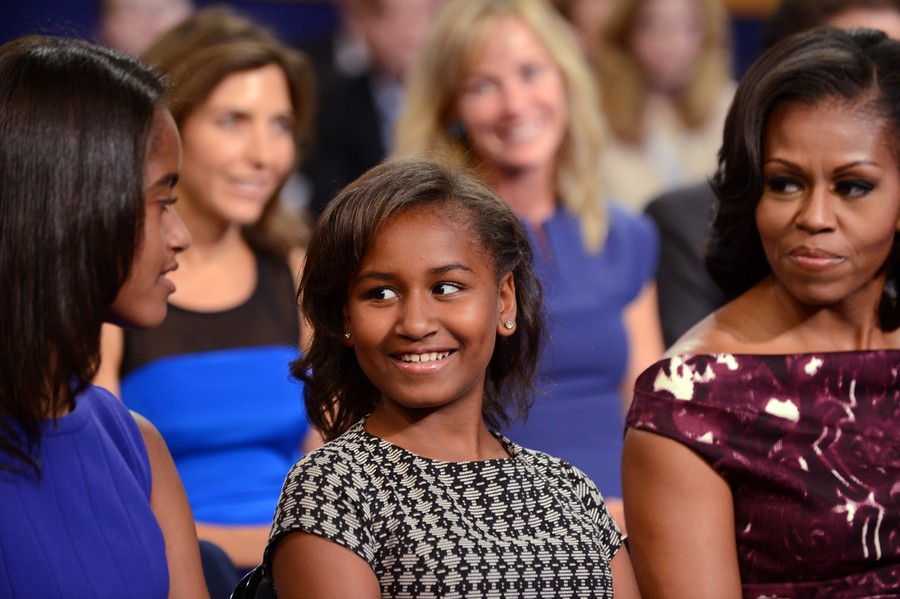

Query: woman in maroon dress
623 27 900 598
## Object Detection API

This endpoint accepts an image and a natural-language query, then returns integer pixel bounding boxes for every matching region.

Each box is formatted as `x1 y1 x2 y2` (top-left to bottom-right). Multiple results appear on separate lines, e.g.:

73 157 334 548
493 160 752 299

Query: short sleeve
562 462 625 559
263 448 376 581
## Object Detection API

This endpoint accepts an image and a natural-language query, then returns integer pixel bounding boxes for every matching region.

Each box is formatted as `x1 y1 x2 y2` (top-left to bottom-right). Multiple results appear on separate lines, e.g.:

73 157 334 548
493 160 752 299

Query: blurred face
100 0 193 56
362 0 442 81
756 100 900 312
828 8 900 41
344 207 516 416
176 64 295 228
567 0 615 58
455 16 568 179
629 0 705 95
107 109 191 328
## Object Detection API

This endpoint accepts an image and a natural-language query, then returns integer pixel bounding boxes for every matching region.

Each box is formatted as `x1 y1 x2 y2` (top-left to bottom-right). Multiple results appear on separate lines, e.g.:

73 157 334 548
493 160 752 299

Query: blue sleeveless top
120 249 308 524
0 385 168 598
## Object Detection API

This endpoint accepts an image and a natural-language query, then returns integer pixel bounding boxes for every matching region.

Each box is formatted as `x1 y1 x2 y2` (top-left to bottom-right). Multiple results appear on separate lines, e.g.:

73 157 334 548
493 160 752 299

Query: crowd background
0 0 779 77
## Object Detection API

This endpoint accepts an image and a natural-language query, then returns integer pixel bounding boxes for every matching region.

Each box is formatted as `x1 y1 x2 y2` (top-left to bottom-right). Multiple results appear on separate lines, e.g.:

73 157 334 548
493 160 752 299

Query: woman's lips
788 247 846 270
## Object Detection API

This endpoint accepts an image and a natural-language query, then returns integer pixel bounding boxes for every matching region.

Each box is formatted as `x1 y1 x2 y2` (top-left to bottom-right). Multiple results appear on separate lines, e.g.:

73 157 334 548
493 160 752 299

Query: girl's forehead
363 203 487 255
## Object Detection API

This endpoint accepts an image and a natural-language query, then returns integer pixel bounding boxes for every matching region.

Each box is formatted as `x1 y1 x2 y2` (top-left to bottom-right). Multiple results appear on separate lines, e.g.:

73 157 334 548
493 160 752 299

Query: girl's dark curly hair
293 158 544 440
707 27 900 330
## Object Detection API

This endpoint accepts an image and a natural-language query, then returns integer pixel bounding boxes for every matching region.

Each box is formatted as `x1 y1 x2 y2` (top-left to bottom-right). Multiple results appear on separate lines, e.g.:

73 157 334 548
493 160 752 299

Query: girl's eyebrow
355 263 474 283
150 172 179 189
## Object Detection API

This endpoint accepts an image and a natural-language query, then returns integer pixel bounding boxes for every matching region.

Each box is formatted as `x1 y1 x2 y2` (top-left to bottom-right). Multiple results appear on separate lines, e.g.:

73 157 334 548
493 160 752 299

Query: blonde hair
143 7 314 256
394 0 608 252
597 0 731 144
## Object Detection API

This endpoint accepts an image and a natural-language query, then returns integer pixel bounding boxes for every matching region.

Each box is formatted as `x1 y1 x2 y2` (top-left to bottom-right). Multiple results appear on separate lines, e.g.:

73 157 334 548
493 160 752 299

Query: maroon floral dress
627 351 900 598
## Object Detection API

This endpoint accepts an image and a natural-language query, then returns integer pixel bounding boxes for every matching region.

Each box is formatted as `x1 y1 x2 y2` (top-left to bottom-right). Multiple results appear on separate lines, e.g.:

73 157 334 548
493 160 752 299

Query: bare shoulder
665 311 740 357
131 411 164 452
666 290 770 357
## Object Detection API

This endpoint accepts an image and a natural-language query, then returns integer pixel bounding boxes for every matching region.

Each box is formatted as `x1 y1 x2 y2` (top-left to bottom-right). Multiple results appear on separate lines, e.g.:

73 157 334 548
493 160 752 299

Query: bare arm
611 544 641 599
622 429 741 599
94 324 124 396
622 282 665 409
270 532 380 599
134 412 209 599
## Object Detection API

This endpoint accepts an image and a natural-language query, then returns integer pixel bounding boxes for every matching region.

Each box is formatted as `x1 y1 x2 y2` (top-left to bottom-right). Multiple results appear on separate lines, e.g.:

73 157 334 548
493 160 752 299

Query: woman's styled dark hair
0 36 165 473
294 159 544 440
707 27 900 330
142 6 315 256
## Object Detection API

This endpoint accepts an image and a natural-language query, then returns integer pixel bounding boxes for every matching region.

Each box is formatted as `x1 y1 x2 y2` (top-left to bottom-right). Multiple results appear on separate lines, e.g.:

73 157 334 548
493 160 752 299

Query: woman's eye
434 283 462 295
766 176 801 194
835 179 874 199
217 114 241 128
465 78 494 95
159 196 178 208
273 115 294 133
521 63 543 81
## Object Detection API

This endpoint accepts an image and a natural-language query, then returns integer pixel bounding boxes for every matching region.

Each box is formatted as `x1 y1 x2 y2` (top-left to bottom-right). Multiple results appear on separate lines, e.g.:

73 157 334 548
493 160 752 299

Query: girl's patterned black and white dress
264 419 624 598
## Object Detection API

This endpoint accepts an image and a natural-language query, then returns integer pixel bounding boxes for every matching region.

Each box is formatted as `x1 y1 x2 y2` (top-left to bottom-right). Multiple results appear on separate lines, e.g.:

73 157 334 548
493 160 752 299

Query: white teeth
505 122 539 141
233 180 266 190
399 351 451 363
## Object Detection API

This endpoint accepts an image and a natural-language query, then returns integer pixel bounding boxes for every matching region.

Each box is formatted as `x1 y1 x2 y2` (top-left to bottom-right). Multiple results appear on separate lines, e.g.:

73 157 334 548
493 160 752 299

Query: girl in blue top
0 36 205 597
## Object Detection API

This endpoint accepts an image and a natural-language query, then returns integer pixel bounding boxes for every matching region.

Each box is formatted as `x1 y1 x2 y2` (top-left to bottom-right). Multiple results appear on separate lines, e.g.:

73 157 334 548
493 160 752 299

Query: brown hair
597 0 732 144
143 6 314 256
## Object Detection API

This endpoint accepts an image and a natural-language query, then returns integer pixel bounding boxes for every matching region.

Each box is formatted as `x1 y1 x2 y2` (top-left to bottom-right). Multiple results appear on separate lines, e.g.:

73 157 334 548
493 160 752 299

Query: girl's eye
834 179 874 199
159 196 178 208
765 176 801 195
434 283 462 295
367 287 398 301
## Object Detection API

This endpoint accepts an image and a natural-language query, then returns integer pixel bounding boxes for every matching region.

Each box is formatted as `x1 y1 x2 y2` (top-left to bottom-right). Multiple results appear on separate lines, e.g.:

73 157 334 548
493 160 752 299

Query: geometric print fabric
265 419 623 598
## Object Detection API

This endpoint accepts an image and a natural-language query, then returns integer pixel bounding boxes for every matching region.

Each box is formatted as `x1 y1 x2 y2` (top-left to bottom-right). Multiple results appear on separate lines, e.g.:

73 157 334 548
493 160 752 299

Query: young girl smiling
262 159 639 598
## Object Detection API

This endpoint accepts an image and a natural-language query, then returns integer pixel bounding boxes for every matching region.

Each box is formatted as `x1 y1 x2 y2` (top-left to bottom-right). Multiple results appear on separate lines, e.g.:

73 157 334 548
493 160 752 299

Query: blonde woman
597 0 735 210
395 0 663 522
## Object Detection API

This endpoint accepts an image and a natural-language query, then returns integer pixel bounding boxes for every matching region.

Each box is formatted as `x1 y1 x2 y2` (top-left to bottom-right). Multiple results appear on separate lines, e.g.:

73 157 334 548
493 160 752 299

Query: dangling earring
343 332 351 340
503 321 514 330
